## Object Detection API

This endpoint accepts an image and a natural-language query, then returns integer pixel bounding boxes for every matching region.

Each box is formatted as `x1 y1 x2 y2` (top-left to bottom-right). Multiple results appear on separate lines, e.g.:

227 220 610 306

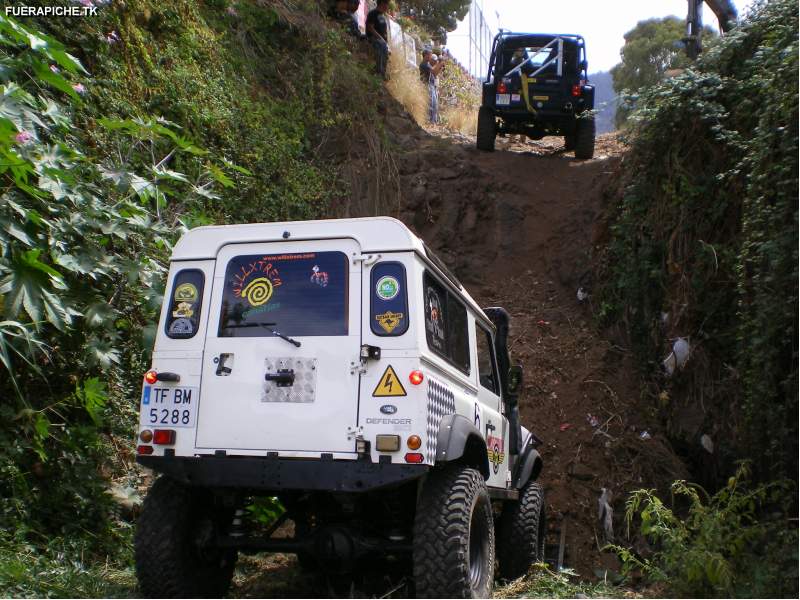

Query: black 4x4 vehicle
477 32 596 159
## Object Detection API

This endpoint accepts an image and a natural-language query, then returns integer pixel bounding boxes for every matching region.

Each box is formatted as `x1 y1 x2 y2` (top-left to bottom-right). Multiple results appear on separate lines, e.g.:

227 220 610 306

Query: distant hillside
588 70 617 133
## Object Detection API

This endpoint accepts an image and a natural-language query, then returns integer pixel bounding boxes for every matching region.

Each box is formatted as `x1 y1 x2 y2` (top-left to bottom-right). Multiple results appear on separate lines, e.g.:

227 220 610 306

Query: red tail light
153 429 176 445
137 445 153 455
144 370 158 385
571 83 582 97
409 370 424 385
497 81 508 94
405 452 424 463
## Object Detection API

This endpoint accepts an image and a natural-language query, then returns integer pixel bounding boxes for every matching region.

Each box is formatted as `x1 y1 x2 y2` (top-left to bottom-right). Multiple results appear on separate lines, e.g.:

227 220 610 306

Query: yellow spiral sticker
241 277 273 306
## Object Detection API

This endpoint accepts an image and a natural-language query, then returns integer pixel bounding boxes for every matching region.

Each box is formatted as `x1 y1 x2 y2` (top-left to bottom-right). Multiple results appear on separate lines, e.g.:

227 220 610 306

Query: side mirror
506 365 523 396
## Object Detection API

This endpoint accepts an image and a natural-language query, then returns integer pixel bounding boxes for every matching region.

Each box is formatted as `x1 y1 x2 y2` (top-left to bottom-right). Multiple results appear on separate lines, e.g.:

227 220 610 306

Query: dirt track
230 117 687 597
392 123 687 579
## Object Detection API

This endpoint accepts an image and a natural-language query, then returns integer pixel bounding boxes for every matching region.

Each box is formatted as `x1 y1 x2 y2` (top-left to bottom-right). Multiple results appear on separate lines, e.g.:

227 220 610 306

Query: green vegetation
0 1 387 595
611 16 715 126
611 465 797 598
599 0 798 482
494 564 621 598
400 0 471 42
600 1 798 595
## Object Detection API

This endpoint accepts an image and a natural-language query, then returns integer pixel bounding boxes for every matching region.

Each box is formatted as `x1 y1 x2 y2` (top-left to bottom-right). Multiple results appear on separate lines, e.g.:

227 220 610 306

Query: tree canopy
611 16 716 93
401 0 471 41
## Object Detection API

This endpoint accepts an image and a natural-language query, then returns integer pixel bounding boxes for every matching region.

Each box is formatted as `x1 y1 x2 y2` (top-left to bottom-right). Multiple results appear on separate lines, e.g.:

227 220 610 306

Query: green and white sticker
376 275 400 301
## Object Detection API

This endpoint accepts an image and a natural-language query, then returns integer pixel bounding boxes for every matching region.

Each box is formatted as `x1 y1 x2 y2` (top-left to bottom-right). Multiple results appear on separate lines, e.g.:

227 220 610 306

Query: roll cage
486 32 588 83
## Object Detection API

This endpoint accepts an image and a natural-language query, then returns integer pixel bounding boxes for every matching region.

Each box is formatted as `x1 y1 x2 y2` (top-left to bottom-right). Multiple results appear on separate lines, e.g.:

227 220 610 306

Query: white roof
172 217 424 260
171 217 492 328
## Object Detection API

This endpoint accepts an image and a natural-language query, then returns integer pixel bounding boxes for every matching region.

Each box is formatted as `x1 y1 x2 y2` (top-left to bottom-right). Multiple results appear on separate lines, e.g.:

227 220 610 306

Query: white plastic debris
673 337 691 369
662 337 691 376
598 488 614 542
639 430 652 441
663 352 677 376
577 287 589 302
700 434 714 454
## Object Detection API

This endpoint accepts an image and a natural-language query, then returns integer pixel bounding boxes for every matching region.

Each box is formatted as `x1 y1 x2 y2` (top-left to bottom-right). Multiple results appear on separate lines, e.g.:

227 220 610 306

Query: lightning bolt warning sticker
372 365 407 397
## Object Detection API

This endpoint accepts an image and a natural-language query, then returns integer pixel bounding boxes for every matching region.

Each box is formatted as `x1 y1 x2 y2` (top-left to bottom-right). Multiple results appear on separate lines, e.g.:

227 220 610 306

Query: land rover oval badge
380 404 398 415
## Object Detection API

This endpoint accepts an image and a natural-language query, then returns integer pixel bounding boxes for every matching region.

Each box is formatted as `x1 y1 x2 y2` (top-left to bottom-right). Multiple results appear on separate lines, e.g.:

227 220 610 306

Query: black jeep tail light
571 83 582 97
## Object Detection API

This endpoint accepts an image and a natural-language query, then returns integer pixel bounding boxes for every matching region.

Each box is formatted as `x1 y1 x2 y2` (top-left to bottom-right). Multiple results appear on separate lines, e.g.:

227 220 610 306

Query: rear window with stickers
423 272 470 374
218 252 348 338
371 262 409 336
165 269 205 339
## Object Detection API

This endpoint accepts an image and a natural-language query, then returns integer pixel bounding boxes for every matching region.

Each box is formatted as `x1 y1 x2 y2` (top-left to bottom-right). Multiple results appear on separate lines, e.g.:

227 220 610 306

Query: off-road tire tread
413 465 495 598
497 481 545 580
135 476 236 598
476 106 496 152
574 117 595 159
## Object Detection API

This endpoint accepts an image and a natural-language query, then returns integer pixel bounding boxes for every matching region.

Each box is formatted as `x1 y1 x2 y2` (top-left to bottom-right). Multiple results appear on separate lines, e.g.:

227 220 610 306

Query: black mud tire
135 476 237 598
573 116 596 159
413 465 495 598
496 481 546 581
564 133 576 151
476 106 496 152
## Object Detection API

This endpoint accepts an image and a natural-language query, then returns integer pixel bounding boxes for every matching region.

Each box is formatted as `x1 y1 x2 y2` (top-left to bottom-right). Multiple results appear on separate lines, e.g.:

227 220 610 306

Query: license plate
496 93 510 105
141 385 197 428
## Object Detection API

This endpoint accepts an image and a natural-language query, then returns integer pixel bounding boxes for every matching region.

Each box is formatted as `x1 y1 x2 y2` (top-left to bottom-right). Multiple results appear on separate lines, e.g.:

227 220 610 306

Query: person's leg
372 38 388 78
430 85 439 124
428 84 435 123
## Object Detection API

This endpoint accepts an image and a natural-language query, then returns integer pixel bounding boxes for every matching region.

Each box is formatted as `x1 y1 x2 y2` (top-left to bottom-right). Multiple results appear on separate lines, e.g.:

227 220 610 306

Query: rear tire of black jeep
413 465 495 598
573 116 596 159
496 481 546 581
476 107 496 152
135 476 237 598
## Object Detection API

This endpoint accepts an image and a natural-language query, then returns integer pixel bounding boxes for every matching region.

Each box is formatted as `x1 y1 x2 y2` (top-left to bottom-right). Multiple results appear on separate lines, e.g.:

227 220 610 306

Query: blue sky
496 0 756 72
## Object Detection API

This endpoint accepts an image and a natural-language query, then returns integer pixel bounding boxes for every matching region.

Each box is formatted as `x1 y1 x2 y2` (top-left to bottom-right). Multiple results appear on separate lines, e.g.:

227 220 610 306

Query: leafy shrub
611 465 798 598
597 0 798 482
0 13 236 551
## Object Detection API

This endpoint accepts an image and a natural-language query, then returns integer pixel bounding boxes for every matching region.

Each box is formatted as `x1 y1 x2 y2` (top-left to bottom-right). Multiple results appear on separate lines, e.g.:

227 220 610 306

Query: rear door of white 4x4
196 239 362 455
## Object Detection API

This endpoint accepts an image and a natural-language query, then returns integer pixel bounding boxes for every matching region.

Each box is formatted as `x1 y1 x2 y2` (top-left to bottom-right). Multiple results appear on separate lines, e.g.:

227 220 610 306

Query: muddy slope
390 119 688 577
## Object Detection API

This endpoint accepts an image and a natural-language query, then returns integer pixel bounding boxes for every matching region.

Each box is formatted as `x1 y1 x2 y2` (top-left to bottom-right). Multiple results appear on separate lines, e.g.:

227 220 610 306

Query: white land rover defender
134 217 545 598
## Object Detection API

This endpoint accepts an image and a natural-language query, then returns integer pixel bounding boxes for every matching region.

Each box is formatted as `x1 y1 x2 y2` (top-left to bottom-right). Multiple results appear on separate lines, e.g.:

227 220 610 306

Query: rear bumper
137 455 428 493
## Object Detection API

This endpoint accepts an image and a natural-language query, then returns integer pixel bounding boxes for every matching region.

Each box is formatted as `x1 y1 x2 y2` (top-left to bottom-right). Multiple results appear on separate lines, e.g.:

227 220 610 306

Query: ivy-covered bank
598 0 798 484
0 1 385 594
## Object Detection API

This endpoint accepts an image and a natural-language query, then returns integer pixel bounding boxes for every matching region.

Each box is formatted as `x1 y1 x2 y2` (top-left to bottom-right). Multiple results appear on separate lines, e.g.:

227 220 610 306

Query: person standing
366 0 390 79
419 50 445 124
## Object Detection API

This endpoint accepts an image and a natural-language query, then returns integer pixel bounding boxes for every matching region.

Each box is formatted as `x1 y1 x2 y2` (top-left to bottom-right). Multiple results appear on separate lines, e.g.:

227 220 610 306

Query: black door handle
265 369 295 387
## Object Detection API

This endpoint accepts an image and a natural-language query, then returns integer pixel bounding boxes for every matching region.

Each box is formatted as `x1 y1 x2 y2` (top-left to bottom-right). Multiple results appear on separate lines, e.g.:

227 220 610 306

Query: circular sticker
242 277 273 307
174 282 198 302
376 276 400 301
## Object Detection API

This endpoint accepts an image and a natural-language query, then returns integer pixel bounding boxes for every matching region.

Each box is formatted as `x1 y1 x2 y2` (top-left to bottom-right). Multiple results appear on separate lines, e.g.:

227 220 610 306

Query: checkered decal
425 378 456 463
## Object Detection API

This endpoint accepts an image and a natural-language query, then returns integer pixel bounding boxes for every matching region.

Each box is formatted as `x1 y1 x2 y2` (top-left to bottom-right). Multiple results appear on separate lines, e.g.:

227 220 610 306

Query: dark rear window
371 262 409 336
423 272 470 374
218 252 348 337
165 269 205 339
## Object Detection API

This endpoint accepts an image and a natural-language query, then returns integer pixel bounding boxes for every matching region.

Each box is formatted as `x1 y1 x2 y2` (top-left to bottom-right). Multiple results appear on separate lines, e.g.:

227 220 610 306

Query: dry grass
440 104 477 135
386 54 428 127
